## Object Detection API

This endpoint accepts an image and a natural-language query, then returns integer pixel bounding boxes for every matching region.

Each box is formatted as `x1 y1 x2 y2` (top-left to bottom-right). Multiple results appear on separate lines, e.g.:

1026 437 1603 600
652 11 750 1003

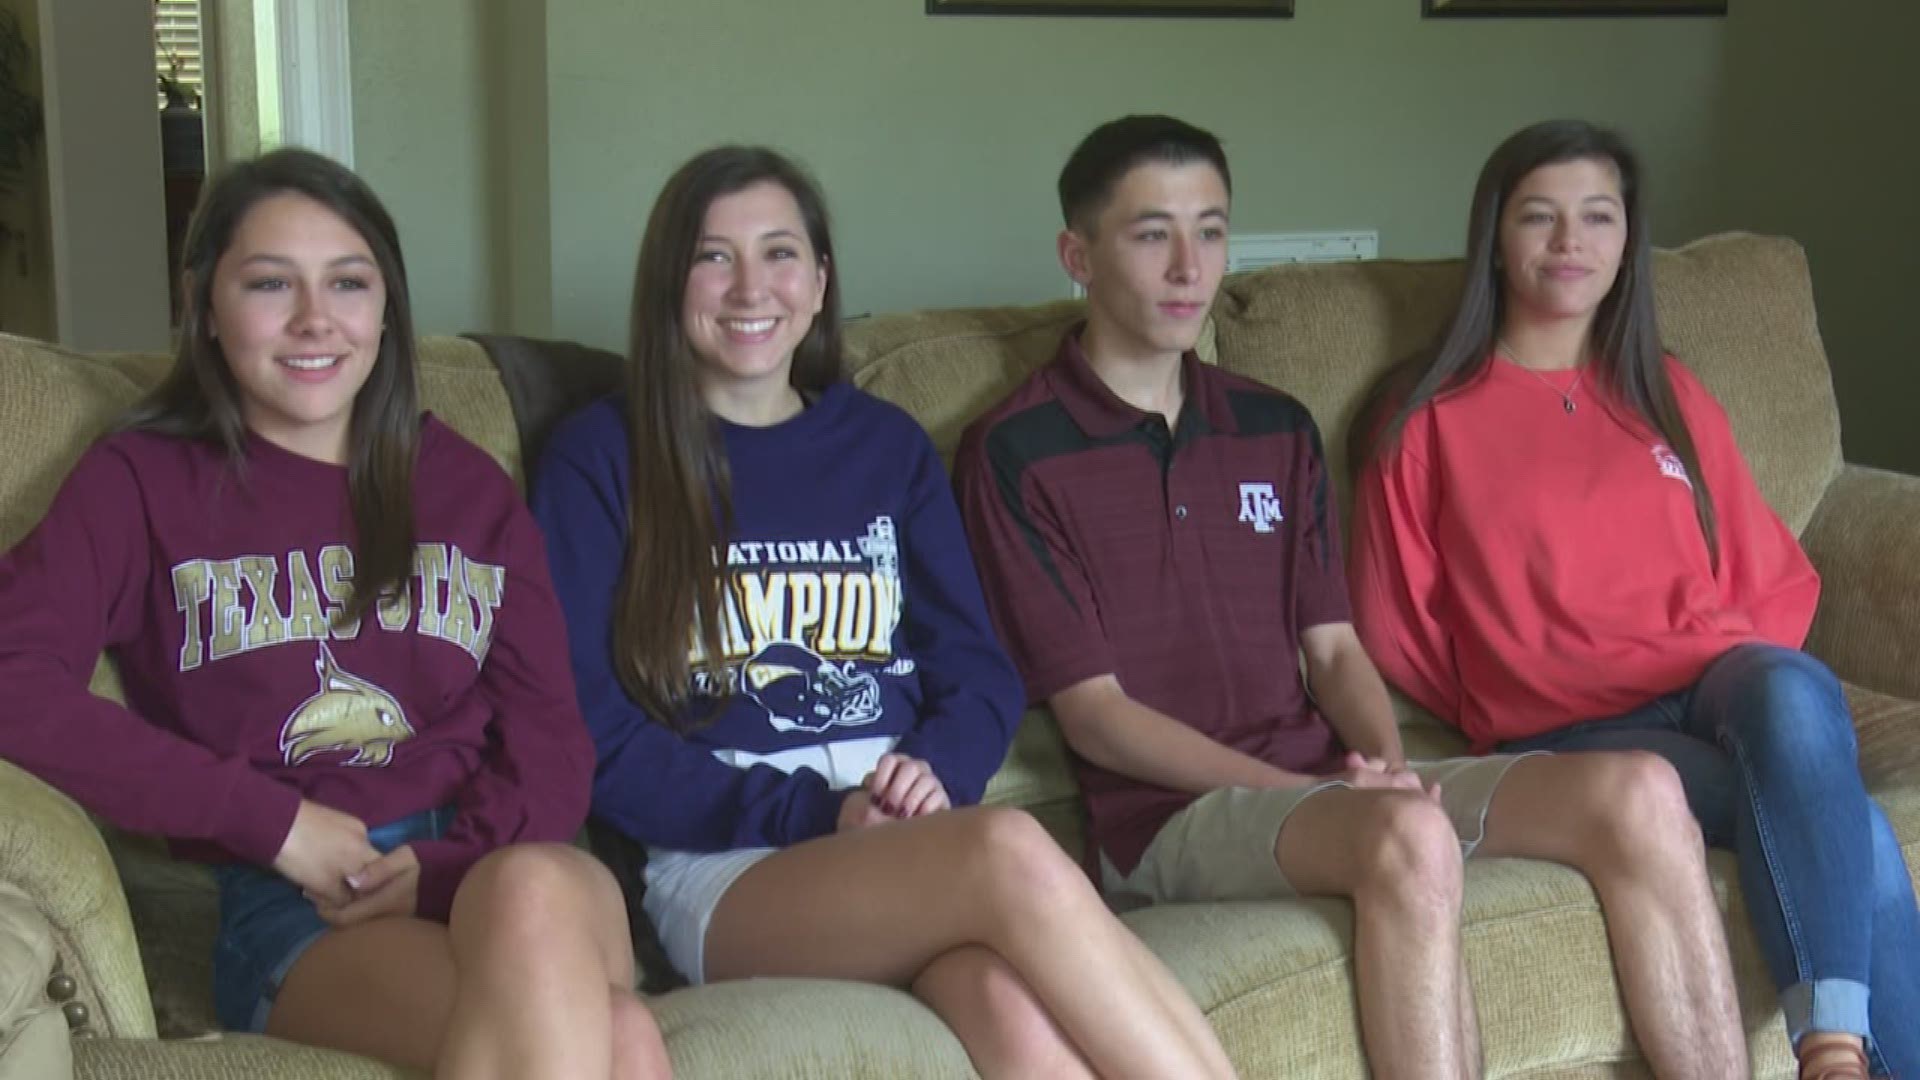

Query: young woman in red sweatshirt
0 150 668 1079
1350 119 1916 1080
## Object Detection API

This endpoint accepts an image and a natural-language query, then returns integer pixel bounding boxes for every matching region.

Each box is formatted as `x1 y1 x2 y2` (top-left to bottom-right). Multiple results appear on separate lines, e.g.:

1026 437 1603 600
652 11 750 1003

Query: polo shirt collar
1047 323 1236 440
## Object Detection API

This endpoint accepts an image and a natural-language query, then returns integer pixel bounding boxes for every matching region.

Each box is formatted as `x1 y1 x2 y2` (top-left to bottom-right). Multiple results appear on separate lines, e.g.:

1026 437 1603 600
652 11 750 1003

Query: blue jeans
211 806 452 1033
1502 645 1919 1077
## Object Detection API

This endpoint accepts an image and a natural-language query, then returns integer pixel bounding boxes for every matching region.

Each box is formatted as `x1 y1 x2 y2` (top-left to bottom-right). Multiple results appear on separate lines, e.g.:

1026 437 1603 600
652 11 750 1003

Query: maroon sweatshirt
0 418 592 920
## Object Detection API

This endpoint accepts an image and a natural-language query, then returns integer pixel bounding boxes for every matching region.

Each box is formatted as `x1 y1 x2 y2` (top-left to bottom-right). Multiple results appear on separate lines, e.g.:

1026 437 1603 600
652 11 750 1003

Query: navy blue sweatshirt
532 384 1023 854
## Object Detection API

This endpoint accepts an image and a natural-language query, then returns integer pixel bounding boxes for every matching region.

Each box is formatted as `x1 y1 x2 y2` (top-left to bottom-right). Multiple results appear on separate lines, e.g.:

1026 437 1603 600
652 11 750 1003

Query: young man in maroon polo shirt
953 115 1746 1079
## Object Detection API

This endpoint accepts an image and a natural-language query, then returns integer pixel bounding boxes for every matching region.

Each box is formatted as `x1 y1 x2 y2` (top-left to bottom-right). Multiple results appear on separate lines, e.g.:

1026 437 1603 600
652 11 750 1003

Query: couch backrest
845 301 1221 468
844 232 1844 536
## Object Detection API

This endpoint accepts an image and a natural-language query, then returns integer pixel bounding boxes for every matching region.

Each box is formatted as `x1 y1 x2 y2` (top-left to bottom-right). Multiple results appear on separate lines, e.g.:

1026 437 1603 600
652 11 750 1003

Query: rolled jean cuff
1781 978 1871 1046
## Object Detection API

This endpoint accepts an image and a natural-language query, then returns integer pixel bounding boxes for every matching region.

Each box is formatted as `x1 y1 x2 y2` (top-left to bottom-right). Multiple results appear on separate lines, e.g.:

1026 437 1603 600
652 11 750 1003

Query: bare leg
913 945 1095 1080
1276 787 1469 1080
1457 960 1481 1080
268 843 669 1080
1478 753 1746 1080
704 806 1234 1080
266 916 455 1070
611 989 673 1080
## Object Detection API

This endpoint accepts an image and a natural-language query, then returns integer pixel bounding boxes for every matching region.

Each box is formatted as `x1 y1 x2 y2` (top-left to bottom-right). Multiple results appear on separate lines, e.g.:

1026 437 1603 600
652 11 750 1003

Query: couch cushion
0 1008 70 1080
72 1034 414 1079
649 977 972 1079
0 336 146 553
0 881 71 1080
0 336 150 708
977 709 1085 852
105 835 217 1039
1649 234 1841 535
1124 850 1804 1079
1209 257 1460 524
1850 683 1920 790
417 337 523 486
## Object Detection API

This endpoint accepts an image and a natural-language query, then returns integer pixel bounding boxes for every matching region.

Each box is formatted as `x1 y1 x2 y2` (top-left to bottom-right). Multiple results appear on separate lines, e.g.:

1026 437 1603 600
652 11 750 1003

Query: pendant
1564 398 1576 415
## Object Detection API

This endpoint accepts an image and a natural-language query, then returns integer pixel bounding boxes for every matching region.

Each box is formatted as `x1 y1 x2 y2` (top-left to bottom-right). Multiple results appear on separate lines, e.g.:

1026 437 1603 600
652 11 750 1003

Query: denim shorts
211 806 452 1033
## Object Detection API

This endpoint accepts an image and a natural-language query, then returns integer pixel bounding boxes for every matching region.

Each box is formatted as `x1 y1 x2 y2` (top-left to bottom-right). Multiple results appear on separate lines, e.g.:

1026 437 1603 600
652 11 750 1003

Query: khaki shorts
1104 754 1544 904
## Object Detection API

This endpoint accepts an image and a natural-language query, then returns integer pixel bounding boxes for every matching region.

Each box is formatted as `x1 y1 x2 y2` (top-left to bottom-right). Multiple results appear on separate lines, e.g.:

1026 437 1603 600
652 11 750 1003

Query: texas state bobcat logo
279 643 415 767
740 641 883 734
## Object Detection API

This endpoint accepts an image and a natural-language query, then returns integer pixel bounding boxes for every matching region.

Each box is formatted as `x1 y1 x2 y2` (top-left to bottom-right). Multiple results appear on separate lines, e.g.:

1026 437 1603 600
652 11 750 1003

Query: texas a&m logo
1651 443 1693 489
1237 483 1285 534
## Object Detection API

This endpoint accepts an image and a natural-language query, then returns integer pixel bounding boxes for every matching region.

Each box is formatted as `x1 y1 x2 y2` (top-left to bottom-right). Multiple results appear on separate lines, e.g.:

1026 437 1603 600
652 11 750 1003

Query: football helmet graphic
741 641 884 733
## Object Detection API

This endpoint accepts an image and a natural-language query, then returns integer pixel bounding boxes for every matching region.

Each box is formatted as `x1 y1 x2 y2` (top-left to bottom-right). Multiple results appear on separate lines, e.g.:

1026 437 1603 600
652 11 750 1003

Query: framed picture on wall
929 0 1292 17
1424 0 1724 14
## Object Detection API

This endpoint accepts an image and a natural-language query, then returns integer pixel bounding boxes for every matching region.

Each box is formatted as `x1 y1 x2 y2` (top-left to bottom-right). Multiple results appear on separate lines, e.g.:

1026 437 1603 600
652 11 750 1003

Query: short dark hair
1057 115 1230 234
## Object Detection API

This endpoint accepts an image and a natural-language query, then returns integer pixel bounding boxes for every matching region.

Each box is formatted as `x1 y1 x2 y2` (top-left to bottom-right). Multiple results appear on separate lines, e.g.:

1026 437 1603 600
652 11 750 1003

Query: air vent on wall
1228 230 1378 273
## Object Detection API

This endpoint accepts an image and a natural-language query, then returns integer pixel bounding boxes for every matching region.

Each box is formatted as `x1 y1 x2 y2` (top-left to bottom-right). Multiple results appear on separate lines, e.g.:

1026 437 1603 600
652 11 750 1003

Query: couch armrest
1801 463 1920 702
0 761 155 1040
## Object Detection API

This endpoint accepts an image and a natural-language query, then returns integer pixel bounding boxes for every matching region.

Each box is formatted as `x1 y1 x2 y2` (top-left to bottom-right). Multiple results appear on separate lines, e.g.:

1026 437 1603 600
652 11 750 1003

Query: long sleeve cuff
223 774 304 867
793 780 846 845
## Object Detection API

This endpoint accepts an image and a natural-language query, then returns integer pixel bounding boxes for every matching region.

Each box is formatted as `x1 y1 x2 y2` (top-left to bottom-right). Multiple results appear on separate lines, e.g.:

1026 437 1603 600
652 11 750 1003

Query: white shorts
641 846 777 985
639 733 896 983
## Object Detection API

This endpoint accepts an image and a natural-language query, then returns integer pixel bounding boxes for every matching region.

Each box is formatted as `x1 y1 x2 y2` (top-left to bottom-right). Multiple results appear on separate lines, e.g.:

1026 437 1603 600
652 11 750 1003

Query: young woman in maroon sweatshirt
0 150 668 1079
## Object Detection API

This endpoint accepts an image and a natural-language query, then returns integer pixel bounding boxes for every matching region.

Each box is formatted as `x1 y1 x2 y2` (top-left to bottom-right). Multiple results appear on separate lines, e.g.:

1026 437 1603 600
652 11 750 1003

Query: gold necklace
1497 338 1585 415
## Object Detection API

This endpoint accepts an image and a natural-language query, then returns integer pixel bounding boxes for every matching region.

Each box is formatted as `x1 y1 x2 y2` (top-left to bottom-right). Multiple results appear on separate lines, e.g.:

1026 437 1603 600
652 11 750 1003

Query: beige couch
1 232 1915 1079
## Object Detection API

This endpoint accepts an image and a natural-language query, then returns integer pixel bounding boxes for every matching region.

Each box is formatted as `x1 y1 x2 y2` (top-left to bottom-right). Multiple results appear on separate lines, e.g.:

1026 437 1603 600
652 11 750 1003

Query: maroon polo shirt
954 327 1351 875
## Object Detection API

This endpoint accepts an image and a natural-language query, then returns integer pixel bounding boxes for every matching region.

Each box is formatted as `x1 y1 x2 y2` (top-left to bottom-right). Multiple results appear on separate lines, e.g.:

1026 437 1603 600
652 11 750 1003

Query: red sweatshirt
0 419 593 920
1350 354 1820 750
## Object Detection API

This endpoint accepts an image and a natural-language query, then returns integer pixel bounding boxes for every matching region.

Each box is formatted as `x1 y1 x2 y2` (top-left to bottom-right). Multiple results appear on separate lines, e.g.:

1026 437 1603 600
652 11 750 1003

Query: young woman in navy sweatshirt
533 146 1235 1080
0 150 668 1079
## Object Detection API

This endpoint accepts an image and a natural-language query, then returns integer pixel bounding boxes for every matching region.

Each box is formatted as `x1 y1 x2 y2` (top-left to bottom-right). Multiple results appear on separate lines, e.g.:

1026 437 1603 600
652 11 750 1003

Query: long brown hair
1352 119 1717 560
123 148 420 623
614 147 842 728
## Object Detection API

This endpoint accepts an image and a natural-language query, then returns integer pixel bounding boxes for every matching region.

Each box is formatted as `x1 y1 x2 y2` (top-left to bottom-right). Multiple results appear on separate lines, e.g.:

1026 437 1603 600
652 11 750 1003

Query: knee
453 843 605 950
610 991 672 1079
1351 795 1462 909
1576 752 1703 869
1720 649 1854 758
960 808 1089 915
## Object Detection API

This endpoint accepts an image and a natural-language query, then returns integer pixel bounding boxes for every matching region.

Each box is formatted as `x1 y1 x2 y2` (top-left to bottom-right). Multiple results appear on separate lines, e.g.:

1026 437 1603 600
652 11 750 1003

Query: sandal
1798 1040 1871 1080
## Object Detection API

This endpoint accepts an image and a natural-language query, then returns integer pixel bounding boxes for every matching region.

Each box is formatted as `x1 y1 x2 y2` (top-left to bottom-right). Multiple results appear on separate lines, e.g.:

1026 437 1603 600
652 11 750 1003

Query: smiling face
1497 157 1628 333
681 180 828 405
1061 160 1229 366
208 191 386 463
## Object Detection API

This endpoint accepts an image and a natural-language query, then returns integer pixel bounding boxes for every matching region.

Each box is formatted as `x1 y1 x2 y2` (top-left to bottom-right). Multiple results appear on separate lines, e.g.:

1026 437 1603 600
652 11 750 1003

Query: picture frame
1423 0 1725 15
928 0 1292 18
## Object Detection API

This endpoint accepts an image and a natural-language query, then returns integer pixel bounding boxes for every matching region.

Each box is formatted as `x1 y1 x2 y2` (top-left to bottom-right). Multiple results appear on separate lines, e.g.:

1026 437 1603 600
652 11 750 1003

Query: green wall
349 0 498 346
0 0 51 340
354 0 1728 342
539 1 1727 348
1703 0 1919 474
